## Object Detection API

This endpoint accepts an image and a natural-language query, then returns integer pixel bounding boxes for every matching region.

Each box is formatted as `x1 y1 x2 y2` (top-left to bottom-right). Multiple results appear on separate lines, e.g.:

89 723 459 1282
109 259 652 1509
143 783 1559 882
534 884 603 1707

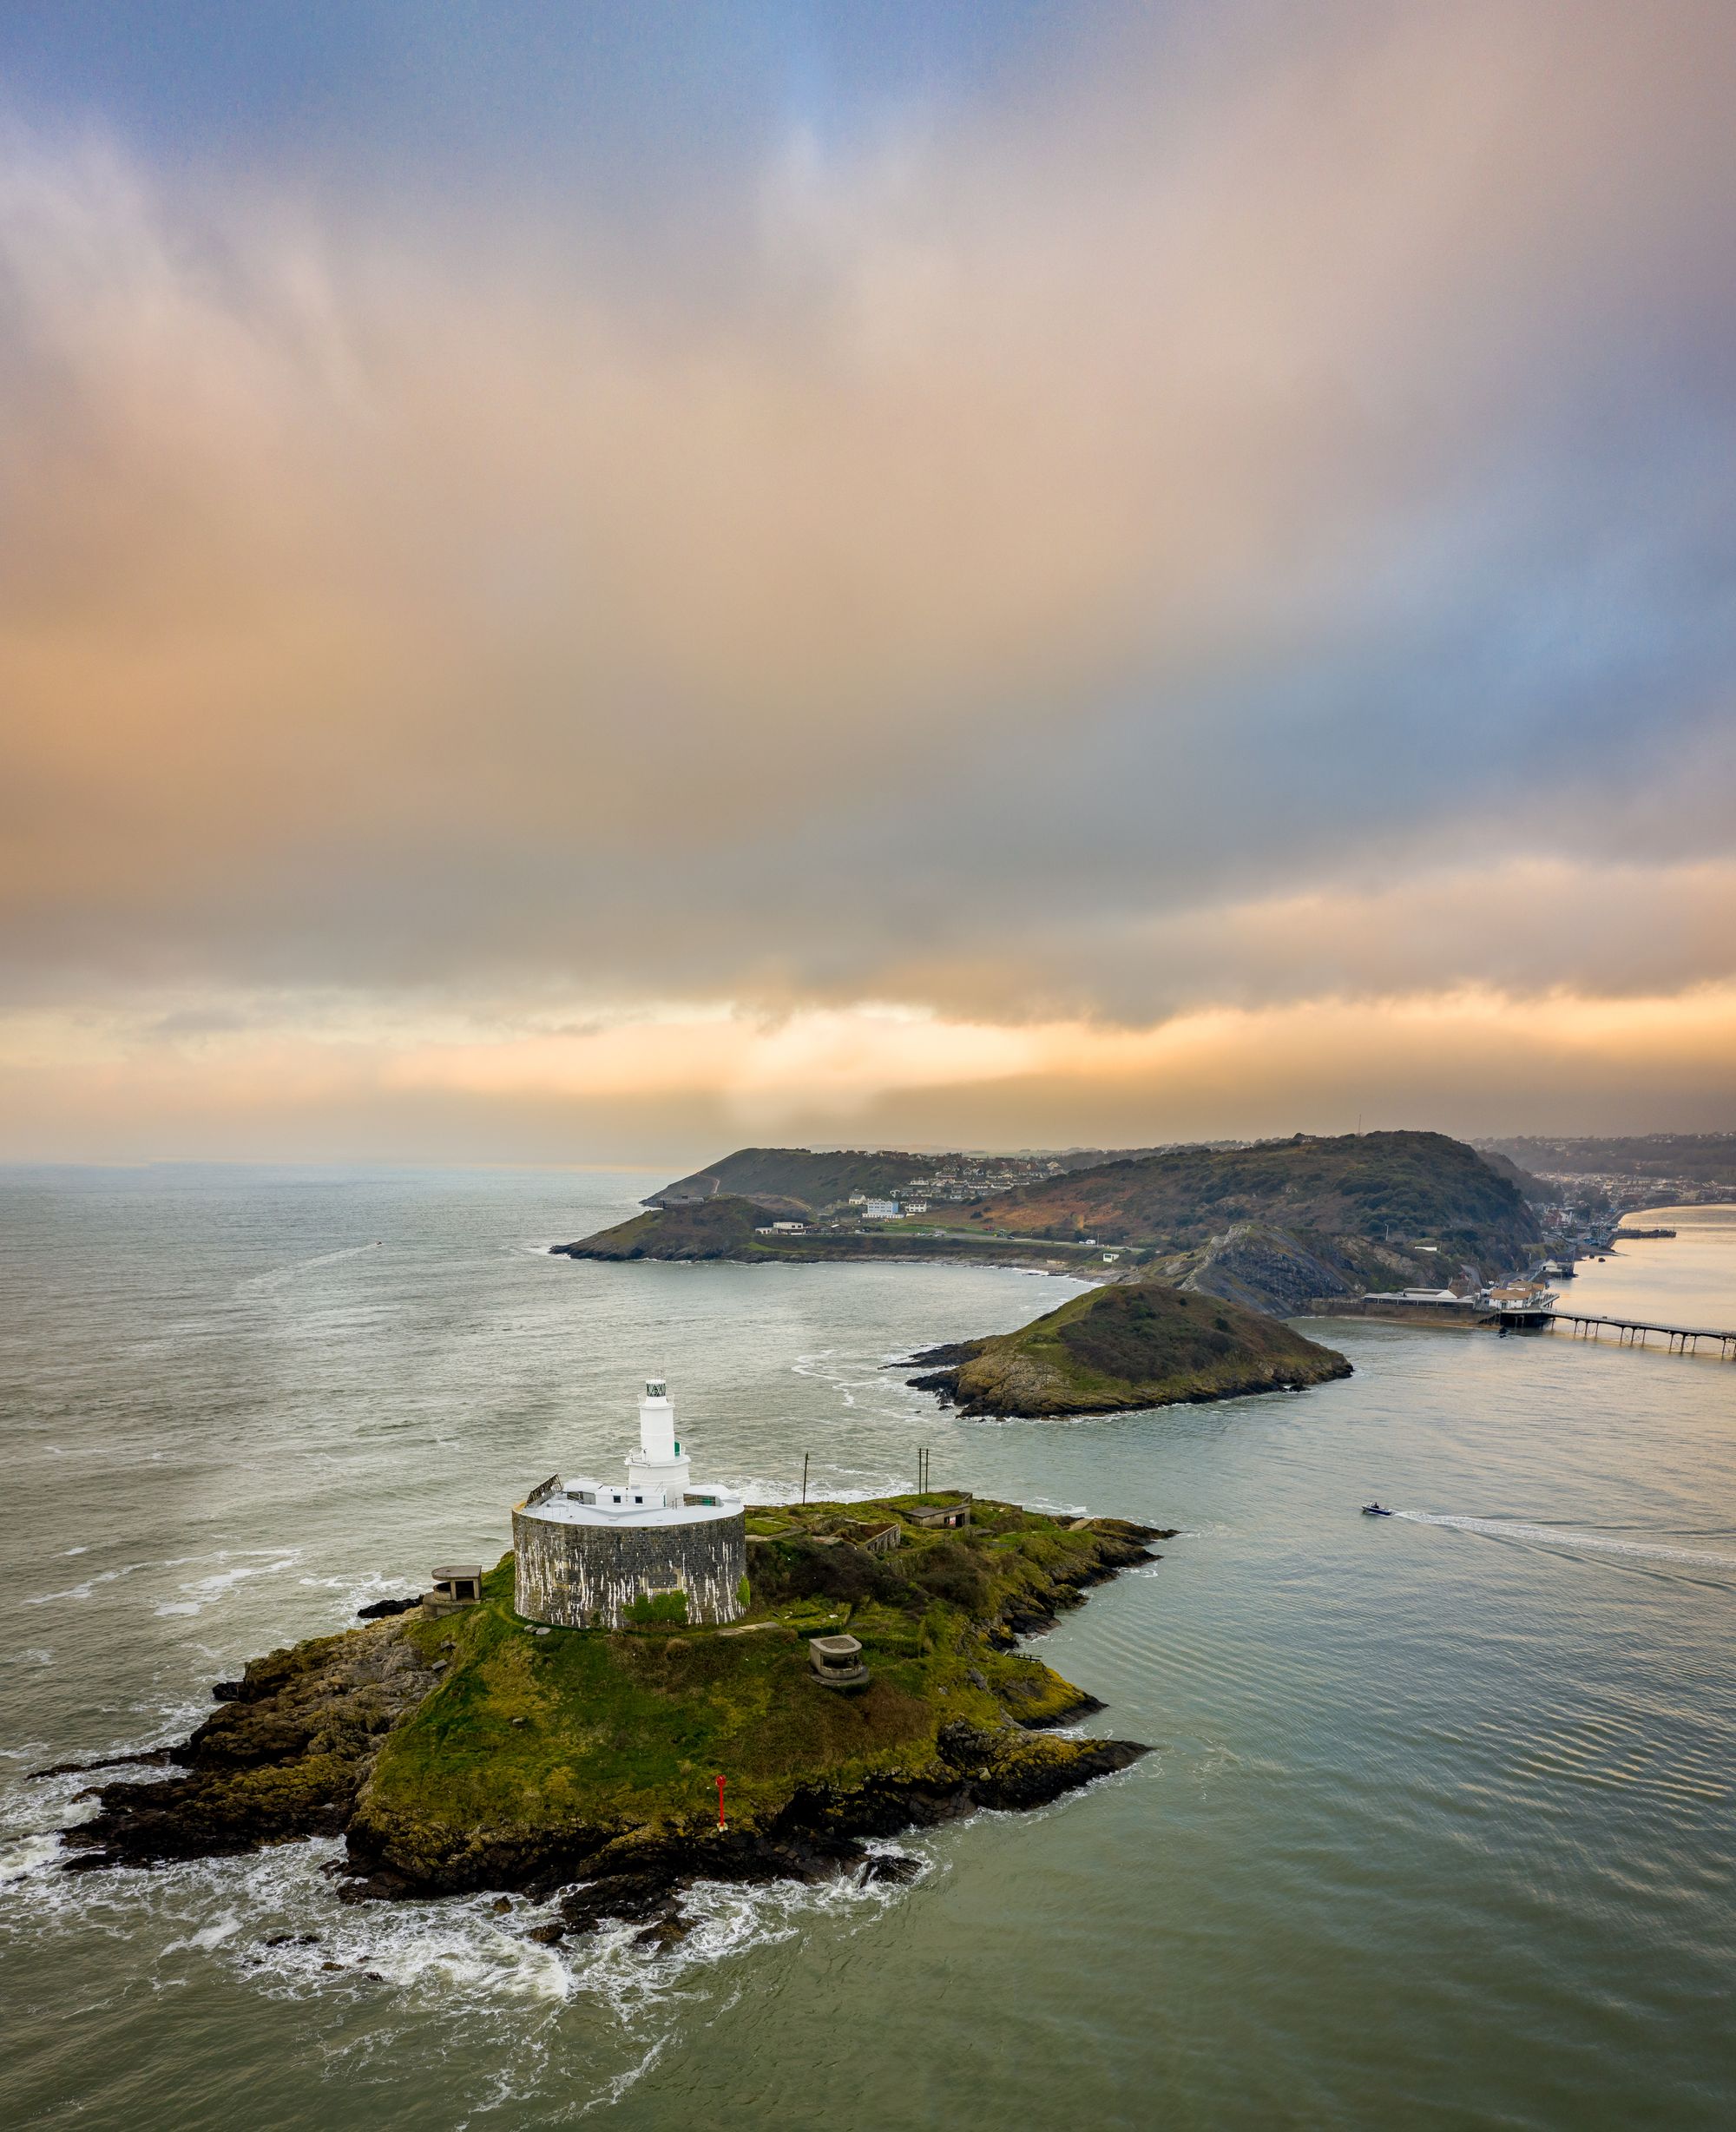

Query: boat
1360 1502 1393 1517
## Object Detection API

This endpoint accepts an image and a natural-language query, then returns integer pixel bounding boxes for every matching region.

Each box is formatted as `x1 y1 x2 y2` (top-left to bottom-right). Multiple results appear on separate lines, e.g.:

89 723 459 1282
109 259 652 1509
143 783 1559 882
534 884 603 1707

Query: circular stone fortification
513 1497 747 1630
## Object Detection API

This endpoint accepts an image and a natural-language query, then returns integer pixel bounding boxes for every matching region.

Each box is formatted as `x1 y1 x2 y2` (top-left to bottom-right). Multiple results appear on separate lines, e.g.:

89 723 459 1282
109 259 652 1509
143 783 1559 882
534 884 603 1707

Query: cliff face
911 1280 1351 1418
61 1501 1162 1929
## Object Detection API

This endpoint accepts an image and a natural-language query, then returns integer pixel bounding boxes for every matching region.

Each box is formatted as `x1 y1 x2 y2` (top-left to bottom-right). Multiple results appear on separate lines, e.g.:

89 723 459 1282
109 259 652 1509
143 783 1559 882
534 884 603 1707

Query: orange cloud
3 4 1735 1155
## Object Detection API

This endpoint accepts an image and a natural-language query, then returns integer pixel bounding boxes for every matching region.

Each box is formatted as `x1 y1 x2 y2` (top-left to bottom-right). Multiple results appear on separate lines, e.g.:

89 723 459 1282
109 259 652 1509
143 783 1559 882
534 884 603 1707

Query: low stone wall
513 1510 747 1629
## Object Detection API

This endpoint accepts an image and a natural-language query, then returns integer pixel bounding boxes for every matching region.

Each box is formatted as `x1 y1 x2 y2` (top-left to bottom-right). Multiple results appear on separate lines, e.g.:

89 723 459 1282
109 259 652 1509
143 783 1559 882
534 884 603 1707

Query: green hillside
911 1280 1351 1418
950 1130 1537 1258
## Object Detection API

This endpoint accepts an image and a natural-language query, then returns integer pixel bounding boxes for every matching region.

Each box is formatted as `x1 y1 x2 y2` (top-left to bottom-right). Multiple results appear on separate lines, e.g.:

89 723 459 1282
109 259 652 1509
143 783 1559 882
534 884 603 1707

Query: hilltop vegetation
952 1130 1533 1250
564 1130 1540 1311
911 1280 1351 1417
66 1499 1160 1930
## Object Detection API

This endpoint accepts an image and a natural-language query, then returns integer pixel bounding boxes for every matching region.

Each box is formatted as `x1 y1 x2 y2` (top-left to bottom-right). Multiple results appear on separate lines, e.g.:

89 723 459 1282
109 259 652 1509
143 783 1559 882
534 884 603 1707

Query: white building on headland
513 1380 747 1629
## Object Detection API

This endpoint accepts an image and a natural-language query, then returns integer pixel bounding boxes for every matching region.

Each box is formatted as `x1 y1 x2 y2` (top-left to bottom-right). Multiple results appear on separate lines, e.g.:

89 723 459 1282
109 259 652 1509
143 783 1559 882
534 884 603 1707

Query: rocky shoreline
52 1504 1164 1941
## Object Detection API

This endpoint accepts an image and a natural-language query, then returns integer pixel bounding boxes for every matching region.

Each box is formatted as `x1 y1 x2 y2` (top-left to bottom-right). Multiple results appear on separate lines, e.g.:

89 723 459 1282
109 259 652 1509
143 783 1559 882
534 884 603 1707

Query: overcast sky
3 0 1733 1163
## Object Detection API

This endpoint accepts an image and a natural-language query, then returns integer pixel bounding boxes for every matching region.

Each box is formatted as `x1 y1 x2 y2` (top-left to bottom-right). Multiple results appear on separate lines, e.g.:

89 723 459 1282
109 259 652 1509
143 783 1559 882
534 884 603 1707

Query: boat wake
1394 1511 1736 1572
237 1242 384 1293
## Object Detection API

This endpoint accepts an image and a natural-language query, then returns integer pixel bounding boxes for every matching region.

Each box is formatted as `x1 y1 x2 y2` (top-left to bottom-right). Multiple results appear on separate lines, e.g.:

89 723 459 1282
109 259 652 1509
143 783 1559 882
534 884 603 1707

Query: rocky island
906 1279 1351 1417
60 1474 1162 1944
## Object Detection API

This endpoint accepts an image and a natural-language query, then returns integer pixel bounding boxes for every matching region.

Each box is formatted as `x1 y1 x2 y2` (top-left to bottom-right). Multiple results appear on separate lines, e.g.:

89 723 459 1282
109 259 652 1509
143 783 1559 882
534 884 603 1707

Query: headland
555 1129 1542 1315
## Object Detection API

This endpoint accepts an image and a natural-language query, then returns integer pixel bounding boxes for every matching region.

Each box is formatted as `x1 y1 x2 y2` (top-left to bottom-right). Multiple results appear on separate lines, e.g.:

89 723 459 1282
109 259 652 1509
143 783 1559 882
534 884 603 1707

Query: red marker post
715 1774 727 1830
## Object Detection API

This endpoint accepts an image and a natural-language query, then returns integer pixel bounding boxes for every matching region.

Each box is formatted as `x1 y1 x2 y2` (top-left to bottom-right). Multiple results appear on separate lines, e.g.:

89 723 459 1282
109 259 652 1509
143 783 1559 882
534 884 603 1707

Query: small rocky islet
904 1279 1352 1418
57 1495 1166 1944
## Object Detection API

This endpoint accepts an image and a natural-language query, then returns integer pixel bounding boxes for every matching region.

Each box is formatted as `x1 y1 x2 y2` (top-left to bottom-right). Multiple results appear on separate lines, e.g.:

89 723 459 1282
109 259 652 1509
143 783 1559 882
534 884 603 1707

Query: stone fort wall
513 1509 747 1629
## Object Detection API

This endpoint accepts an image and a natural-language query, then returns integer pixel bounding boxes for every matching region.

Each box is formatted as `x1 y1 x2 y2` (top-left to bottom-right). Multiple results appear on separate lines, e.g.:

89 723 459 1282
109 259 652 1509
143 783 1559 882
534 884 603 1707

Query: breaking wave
0 1826 931 2117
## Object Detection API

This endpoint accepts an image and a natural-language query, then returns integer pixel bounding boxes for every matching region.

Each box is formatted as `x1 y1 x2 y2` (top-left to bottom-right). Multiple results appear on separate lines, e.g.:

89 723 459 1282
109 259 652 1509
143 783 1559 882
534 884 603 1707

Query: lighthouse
625 1378 691 1504
511 1379 746 1629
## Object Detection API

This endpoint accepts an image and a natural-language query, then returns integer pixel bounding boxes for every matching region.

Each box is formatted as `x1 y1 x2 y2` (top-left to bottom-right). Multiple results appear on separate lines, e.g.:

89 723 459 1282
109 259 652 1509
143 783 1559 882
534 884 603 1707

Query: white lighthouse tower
624 1378 691 1504
512 1378 746 1629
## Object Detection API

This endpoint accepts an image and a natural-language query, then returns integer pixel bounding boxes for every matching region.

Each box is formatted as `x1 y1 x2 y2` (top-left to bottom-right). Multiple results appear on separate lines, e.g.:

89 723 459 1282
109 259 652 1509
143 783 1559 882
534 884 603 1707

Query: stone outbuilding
904 1496 972 1530
513 1380 747 1631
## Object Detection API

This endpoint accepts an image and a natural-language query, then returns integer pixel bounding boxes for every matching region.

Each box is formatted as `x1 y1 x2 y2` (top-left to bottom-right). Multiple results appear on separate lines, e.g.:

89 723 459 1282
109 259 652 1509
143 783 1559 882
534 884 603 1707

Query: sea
2 1167 1733 2130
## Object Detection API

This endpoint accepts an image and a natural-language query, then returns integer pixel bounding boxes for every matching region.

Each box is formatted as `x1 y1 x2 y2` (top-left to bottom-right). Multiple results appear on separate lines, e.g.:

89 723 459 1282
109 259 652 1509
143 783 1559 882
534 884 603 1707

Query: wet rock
525 1921 566 1945
61 1618 443 1874
28 1747 174 1781
356 1596 420 1620
858 1852 921 1885
631 1913 693 1954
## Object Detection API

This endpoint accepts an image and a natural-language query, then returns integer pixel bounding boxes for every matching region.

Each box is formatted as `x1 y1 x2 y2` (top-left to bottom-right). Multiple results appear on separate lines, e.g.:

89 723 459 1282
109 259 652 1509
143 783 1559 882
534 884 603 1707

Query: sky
2 0 1734 1166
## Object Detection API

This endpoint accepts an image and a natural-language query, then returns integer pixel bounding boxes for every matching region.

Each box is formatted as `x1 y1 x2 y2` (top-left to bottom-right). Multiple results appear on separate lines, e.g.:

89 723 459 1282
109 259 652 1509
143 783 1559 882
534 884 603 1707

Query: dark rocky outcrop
62 1618 442 1872
907 1279 1351 1418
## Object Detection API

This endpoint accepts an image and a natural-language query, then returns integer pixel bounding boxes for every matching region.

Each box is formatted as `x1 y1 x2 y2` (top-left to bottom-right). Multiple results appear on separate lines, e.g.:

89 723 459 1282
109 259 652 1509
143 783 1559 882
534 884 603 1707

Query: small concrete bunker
808 1633 869 1689
513 1379 747 1630
425 1566 483 1616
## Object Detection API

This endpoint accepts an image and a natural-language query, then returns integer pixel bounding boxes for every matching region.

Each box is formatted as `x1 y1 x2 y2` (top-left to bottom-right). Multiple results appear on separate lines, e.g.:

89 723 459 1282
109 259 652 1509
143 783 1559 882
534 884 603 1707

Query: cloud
1 981 1731 1165
2 2 1735 1152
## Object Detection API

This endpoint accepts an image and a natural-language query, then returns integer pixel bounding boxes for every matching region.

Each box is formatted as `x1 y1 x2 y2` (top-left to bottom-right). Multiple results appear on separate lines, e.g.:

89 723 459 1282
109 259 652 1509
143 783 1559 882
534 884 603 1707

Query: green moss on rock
914 1279 1351 1416
67 1499 1166 1912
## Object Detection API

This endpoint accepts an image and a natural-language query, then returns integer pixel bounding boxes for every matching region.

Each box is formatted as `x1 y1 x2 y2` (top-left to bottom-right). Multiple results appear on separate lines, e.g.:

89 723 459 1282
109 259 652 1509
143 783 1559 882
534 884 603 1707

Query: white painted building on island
513 1379 747 1629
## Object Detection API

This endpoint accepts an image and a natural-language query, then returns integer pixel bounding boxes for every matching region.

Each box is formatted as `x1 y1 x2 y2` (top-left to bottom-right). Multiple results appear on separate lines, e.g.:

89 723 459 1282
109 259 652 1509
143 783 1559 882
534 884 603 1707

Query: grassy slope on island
70 1500 1161 1907
351 1500 1151 1892
920 1280 1351 1417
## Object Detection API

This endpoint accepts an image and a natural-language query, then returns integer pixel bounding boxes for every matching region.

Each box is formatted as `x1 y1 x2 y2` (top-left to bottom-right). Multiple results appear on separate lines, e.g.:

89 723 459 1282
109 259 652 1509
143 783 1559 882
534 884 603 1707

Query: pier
1548 1310 1736 1358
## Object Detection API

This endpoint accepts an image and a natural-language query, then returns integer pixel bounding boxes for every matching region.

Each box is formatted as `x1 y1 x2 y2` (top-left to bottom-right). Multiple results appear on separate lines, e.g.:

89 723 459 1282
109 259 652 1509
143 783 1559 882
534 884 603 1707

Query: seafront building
513 1380 747 1629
